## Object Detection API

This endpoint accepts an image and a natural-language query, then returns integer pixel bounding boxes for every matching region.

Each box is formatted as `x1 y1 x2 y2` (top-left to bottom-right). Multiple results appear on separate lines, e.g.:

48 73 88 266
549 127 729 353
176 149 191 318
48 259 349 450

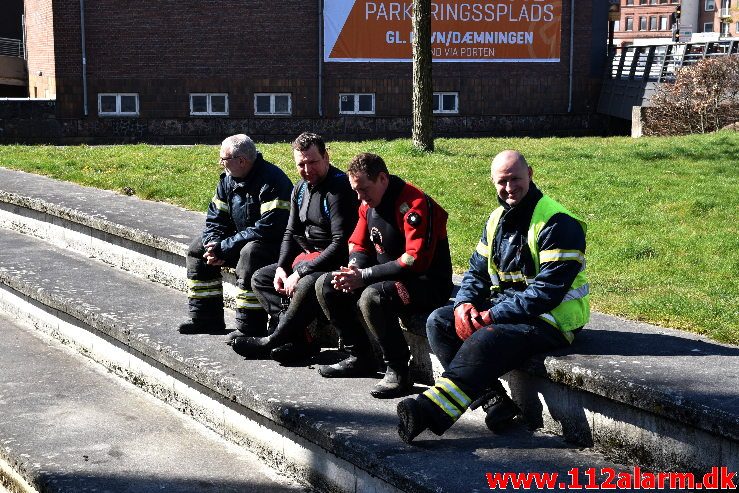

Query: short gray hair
222 134 257 162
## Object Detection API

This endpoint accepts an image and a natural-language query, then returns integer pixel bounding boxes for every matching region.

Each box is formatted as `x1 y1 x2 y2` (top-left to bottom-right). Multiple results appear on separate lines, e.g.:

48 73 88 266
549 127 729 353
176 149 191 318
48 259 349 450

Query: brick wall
44 0 606 133
24 0 56 98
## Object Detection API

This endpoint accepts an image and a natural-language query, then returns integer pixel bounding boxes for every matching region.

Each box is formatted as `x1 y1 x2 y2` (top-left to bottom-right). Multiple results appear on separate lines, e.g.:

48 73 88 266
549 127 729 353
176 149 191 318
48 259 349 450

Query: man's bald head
490 150 533 207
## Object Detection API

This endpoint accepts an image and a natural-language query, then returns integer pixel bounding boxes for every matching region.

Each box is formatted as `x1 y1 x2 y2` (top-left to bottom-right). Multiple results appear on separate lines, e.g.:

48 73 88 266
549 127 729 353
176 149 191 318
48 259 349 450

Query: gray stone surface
0 167 203 256
0 166 737 442
0 229 649 493
0 311 310 493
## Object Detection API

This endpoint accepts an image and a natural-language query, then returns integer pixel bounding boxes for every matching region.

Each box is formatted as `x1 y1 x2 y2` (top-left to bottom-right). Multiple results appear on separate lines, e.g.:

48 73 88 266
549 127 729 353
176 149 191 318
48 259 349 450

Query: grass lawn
0 132 737 344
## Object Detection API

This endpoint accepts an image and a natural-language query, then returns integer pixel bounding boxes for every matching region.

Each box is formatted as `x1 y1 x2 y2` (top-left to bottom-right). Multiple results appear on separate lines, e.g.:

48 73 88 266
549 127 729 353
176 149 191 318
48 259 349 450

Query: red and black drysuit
317 175 453 368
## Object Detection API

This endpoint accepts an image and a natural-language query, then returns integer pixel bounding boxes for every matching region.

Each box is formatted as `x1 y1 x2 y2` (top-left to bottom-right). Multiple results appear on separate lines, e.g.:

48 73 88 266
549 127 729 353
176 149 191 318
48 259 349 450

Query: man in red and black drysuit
316 152 453 398
230 132 358 363
178 134 292 336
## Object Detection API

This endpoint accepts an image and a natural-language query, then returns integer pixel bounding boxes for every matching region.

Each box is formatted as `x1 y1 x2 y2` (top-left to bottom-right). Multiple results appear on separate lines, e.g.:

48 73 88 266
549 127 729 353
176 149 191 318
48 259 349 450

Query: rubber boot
318 346 376 378
370 364 413 398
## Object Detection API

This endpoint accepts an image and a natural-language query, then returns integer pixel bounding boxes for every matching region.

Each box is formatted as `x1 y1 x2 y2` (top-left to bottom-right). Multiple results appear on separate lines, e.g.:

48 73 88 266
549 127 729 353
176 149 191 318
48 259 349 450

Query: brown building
20 1 613 142
614 0 739 46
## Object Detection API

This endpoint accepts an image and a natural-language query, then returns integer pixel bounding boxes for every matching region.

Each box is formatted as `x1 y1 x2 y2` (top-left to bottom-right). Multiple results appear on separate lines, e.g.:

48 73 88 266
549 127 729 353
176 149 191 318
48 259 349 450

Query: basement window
339 93 375 114
433 92 459 114
254 93 291 115
98 93 139 116
190 93 228 116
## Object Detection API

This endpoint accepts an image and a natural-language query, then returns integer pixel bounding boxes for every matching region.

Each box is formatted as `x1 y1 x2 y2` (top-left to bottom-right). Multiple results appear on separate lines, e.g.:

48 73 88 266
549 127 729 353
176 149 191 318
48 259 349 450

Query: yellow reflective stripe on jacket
476 241 489 258
437 378 471 408
540 249 585 264
212 195 229 214
497 271 526 283
260 199 290 215
423 387 463 420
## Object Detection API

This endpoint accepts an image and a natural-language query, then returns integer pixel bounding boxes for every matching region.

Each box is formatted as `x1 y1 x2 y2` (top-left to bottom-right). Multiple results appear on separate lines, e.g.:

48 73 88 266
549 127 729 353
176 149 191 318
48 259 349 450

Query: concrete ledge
0 230 637 493
0 167 737 475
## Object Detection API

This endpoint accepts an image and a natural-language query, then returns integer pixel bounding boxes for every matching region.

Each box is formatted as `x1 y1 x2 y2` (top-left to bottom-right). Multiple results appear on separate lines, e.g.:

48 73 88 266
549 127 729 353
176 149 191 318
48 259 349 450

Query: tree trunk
412 0 434 152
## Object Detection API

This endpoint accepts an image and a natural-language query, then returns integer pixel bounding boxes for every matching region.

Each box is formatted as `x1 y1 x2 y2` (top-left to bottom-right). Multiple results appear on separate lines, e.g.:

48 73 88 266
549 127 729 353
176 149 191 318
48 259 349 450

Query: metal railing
0 37 24 58
607 40 739 83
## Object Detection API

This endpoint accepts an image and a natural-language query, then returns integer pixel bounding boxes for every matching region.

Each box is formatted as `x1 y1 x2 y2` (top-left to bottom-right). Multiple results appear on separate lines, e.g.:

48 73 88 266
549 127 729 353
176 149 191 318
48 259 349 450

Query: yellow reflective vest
484 195 590 334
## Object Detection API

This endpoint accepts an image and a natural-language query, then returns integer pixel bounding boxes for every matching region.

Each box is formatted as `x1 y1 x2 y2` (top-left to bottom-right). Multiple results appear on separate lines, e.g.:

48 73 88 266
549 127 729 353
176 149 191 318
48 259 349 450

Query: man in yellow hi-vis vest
397 150 589 443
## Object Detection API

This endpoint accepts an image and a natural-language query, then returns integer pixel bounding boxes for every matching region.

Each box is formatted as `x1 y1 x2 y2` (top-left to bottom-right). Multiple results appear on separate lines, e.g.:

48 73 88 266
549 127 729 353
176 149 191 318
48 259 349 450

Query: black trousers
185 236 278 328
251 264 325 344
426 304 570 400
317 273 451 368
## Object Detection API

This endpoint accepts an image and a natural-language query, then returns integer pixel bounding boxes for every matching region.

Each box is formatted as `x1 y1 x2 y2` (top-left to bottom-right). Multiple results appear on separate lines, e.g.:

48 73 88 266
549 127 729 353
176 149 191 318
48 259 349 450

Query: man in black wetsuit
230 132 358 363
316 153 453 398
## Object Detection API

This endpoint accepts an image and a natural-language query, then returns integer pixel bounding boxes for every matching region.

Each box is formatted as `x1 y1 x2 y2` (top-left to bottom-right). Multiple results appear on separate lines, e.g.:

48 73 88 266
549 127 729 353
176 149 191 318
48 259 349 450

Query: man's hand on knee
454 303 478 340
274 267 288 294
472 309 493 330
203 242 225 266
283 272 301 297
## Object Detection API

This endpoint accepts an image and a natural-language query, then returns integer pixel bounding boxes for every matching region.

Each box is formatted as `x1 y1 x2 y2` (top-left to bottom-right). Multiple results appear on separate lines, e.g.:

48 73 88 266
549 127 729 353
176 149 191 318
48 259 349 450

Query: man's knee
357 284 384 317
315 272 334 308
235 241 273 287
251 264 276 291
426 304 455 338
187 237 205 257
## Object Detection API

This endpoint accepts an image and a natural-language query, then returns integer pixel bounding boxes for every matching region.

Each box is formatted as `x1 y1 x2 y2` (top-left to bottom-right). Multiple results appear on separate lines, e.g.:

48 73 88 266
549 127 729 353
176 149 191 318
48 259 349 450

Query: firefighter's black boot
178 316 226 335
482 392 519 433
397 398 428 443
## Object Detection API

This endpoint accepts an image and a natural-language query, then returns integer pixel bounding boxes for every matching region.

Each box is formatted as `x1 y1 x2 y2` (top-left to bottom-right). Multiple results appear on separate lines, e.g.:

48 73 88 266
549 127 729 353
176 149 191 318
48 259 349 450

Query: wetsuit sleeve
348 205 374 268
277 184 302 271
202 177 235 247
454 222 493 309
362 192 441 281
217 175 292 259
490 213 586 324
294 179 358 277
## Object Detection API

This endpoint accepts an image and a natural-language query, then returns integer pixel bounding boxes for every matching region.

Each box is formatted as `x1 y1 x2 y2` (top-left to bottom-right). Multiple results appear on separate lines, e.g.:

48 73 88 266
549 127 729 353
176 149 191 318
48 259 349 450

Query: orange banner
324 0 562 62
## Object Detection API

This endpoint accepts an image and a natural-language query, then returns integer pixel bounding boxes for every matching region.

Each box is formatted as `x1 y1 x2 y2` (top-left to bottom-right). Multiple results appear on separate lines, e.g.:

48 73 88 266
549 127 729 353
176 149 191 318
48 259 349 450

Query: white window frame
189 93 229 116
339 93 375 115
626 17 634 31
433 92 459 114
98 93 139 116
660 16 668 30
704 22 714 32
253 93 292 116
705 0 716 11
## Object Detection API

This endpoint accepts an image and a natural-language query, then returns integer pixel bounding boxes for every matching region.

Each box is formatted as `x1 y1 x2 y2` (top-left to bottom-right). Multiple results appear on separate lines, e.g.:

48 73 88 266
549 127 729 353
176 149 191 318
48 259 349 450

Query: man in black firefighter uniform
316 153 453 398
178 134 292 336
230 132 358 362
396 150 589 443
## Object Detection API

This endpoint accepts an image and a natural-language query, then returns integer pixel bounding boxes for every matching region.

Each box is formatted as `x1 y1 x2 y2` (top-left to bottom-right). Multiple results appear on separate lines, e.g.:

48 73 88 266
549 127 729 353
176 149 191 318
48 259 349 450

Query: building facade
614 0 739 46
20 0 612 142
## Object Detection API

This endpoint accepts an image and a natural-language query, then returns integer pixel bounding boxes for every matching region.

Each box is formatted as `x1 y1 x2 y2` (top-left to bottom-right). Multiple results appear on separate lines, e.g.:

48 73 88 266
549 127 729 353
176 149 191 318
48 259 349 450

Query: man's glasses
219 156 240 165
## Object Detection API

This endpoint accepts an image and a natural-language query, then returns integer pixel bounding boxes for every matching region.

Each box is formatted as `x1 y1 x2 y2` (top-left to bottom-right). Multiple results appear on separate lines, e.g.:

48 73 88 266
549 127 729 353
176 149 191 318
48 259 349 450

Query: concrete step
1 166 737 476
0 312 310 493
0 227 656 493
